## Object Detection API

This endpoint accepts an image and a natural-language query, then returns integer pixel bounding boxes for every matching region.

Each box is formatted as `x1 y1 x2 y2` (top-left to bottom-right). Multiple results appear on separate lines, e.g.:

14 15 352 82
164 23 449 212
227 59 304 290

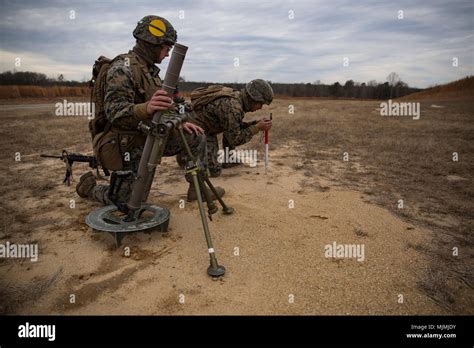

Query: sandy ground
2 96 472 315
1 137 446 315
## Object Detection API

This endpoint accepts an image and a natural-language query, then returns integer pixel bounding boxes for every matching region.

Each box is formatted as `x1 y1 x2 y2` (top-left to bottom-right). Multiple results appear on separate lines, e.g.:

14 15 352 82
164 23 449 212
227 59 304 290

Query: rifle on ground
40 150 109 185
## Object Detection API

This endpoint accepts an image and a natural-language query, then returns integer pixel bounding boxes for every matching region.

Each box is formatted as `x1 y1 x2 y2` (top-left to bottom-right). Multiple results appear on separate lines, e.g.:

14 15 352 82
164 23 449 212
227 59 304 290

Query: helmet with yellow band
133 15 177 46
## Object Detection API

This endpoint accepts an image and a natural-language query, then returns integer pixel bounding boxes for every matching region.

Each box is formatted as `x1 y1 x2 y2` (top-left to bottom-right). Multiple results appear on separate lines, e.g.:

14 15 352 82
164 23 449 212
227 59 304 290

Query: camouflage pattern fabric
205 135 221 177
192 90 259 176
89 49 207 207
133 15 177 46
91 131 207 206
104 52 161 131
245 79 274 105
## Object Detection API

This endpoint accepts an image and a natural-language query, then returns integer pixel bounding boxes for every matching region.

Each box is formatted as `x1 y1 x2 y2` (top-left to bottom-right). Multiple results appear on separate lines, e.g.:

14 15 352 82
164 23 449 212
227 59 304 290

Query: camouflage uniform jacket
104 50 162 133
194 91 259 147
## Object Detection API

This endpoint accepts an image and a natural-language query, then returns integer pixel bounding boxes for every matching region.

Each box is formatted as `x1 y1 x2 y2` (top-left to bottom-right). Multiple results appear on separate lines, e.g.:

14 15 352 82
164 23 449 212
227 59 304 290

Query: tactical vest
90 52 162 171
89 51 162 139
191 85 238 111
190 85 241 135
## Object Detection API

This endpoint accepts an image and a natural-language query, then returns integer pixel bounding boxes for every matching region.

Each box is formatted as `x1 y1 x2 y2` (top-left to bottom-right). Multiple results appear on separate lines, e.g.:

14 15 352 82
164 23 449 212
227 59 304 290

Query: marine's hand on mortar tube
256 117 272 131
147 89 173 115
182 122 205 136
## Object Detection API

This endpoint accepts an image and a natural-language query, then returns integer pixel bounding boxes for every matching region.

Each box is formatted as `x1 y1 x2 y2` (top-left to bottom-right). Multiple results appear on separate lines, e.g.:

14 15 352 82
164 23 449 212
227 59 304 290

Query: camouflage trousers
206 133 235 177
90 130 208 206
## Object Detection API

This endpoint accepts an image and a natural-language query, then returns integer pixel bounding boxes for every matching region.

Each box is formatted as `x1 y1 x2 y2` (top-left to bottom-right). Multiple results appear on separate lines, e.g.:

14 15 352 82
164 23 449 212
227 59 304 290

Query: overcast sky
0 0 473 87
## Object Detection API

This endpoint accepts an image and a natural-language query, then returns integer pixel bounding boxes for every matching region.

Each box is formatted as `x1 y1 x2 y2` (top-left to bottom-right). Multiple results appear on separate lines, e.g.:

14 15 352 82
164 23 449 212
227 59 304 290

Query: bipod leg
189 169 225 277
197 174 218 219
178 127 218 218
178 127 234 216
202 175 234 215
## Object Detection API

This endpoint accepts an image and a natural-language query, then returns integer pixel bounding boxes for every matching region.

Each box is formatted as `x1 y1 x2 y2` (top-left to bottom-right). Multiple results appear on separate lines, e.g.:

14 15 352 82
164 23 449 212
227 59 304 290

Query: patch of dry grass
0 85 89 99
0 96 472 313
398 75 474 101
269 97 474 312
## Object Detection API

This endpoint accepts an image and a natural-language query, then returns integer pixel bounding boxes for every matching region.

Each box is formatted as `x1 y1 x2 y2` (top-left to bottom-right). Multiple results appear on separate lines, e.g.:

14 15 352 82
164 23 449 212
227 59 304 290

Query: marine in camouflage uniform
189 80 274 177
77 15 224 206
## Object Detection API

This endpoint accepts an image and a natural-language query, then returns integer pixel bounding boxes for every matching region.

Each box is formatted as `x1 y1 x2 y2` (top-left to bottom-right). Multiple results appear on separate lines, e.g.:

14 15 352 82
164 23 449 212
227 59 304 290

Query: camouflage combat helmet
133 15 177 46
245 79 273 105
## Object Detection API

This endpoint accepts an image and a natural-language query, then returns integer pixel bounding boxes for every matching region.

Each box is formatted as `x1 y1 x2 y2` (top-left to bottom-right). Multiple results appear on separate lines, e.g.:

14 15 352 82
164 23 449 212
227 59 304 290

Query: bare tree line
0 71 85 87
178 72 419 99
1 70 421 99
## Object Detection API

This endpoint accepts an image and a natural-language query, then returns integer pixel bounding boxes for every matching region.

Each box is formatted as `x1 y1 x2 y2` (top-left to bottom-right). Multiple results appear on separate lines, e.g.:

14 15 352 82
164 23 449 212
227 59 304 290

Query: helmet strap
241 89 255 112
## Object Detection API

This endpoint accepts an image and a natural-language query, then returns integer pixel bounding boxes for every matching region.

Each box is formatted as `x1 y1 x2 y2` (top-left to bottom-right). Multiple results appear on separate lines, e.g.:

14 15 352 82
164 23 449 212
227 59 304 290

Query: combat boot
76 171 97 198
208 166 222 178
187 182 225 202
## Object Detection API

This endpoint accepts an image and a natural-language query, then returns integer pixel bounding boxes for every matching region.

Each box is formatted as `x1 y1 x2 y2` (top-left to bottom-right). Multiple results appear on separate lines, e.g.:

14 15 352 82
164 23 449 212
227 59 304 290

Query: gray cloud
0 0 472 87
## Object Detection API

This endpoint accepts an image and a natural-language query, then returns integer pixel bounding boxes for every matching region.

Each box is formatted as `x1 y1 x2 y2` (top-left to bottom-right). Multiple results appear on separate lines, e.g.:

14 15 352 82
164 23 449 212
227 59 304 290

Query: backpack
88 56 112 140
190 85 237 111
88 53 147 140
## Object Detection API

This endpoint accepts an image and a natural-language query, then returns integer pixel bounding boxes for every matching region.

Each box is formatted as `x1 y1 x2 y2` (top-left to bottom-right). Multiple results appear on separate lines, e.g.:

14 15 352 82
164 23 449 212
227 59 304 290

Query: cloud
0 0 472 87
